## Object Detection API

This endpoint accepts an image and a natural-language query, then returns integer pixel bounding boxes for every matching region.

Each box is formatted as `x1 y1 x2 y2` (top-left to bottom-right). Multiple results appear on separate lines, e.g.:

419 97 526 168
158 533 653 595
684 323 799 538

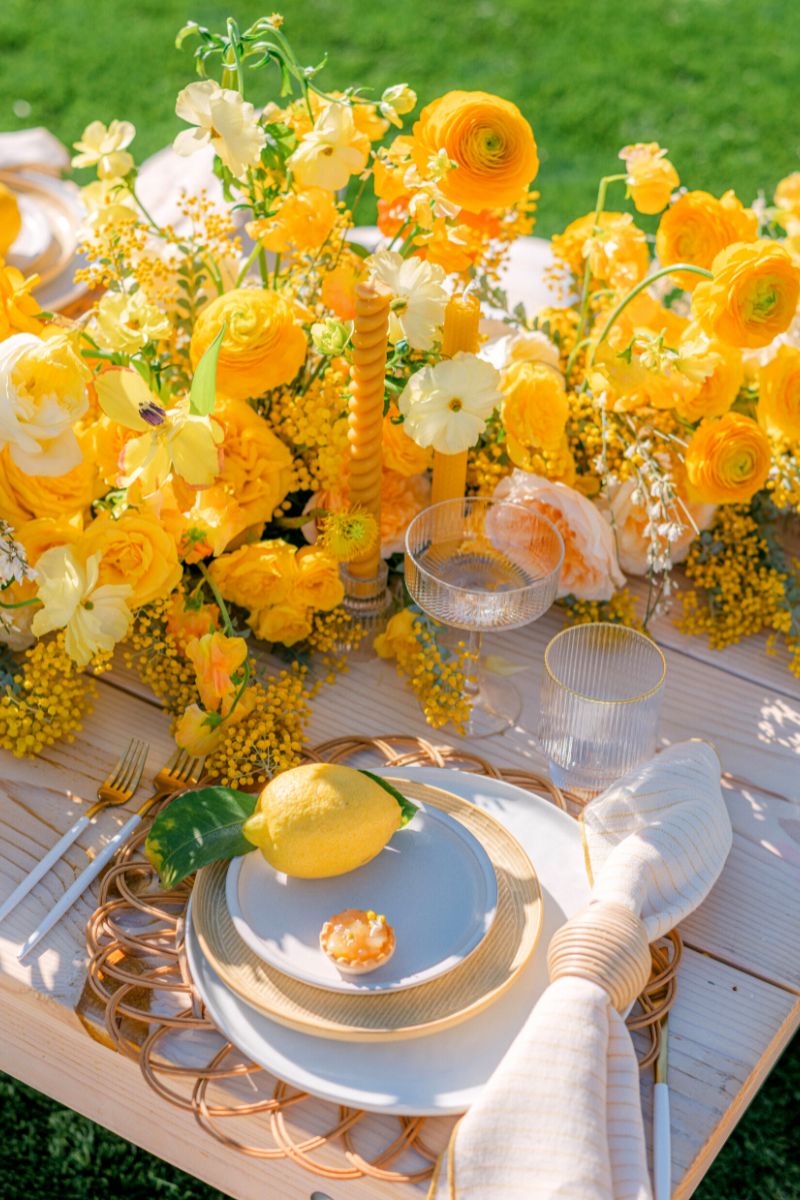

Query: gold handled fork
18 747 205 960
0 737 149 924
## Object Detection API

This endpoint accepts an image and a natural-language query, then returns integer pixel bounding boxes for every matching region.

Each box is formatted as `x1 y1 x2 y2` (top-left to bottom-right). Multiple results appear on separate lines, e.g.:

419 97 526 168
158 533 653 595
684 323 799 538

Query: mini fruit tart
319 908 396 975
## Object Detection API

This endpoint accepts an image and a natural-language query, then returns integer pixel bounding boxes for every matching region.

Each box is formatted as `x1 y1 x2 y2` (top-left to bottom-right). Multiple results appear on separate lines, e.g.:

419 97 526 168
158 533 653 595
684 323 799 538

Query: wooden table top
0 595 798 1200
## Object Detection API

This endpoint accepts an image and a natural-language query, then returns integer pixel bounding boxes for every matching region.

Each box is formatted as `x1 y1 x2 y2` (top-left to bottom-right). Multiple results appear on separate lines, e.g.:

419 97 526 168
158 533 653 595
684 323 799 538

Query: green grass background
1 0 799 1195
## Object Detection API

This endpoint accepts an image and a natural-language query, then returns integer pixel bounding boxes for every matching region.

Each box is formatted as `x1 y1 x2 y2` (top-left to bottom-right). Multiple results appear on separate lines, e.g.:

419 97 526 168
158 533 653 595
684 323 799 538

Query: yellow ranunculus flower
501 360 569 463
673 332 743 422
95 368 223 491
684 412 771 504
0 331 90 475
382 405 433 476
774 172 800 218
31 545 132 666
691 240 800 349
374 607 418 660
186 631 248 716
81 509 182 608
0 438 102 526
92 289 171 353
412 91 538 213
551 212 649 290
294 546 344 612
190 288 307 401
655 190 759 290
249 602 313 646
0 184 21 255
757 344 800 440
246 188 337 254
619 142 679 215
287 103 370 191
209 539 298 612
0 259 43 340
213 396 293 529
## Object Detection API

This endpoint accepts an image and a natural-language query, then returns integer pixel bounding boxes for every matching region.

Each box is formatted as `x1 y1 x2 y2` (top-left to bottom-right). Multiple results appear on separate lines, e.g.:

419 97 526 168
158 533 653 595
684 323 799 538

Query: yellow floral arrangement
1 15 798 778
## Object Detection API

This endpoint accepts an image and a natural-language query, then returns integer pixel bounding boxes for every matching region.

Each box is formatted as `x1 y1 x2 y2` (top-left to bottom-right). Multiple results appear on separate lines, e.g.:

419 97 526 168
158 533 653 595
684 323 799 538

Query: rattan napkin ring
547 902 651 1012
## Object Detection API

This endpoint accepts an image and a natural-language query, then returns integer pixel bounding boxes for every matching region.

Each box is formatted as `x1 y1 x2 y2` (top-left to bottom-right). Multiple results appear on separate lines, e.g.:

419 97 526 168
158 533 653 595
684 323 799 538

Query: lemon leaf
189 321 226 415
145 785 257 888
358 771 418 827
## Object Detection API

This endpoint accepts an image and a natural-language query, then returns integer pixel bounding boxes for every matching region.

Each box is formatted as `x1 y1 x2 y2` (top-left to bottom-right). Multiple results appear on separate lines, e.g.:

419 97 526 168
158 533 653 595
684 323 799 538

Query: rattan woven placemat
80 735 681 1187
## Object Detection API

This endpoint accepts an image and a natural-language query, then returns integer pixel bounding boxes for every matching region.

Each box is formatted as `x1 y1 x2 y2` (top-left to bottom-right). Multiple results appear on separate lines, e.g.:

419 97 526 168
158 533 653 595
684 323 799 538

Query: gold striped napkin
430 740 731 1200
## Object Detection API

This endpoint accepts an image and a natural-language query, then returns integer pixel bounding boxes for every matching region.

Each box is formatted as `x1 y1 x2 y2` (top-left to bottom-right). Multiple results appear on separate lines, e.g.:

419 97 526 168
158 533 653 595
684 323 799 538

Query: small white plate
186 767 590 1115
226 801 498 993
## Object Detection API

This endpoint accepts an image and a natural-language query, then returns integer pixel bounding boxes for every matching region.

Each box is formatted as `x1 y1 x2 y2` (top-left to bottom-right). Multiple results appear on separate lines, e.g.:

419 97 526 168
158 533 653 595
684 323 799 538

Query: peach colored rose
494 470 624 600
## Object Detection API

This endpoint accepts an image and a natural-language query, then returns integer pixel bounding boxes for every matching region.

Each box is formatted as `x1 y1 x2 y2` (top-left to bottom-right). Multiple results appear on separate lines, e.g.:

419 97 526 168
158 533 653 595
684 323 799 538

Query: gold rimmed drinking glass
404 497 564 737
539 622 666 797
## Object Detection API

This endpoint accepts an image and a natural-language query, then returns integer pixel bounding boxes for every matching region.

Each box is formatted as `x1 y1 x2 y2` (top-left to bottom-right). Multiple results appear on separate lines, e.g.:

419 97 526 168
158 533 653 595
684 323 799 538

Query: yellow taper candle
431 291 482 505
347 277 392 579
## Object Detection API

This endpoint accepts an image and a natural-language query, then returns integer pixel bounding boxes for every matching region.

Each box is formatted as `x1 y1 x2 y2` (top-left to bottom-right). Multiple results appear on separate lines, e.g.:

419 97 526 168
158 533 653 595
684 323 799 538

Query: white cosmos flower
398 352 502 454
72 120 135 180
366 250 447 350
173 81 265 179
31 546 132 667
287 102 370 191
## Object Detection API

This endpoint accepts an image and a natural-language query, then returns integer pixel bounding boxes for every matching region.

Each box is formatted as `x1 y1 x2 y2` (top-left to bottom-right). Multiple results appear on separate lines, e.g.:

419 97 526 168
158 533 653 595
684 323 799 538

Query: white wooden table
0 596 798 1199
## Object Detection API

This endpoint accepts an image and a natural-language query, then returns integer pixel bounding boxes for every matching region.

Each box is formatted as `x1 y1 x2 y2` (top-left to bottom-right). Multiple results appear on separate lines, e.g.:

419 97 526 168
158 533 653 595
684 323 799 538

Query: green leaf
358 771 418 827
145 786 257 889
189 321 226 415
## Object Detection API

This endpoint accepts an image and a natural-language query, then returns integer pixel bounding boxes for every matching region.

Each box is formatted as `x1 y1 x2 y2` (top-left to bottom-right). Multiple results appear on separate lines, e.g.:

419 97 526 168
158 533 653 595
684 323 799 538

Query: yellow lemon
243 763 410 878
0 183 21 255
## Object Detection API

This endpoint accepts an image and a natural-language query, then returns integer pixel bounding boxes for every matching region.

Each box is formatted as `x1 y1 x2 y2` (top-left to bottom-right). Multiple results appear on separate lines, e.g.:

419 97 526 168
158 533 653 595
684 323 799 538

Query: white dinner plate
186 767 590 1115
225 800 498 994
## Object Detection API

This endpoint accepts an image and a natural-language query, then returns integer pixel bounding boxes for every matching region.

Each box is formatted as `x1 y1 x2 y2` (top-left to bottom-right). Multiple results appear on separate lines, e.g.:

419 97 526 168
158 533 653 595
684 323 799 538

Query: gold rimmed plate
191 779 542 1042
1 169 87 312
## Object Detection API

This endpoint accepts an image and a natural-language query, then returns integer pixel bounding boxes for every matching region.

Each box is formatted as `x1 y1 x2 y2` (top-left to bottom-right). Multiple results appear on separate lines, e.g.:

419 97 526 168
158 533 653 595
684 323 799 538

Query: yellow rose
412 91 538 213
551 212 649 290
0 331 90 474
248 602 312 646
757 344 800 440
190 288 307 400
501 360 569 462
0 437 102 526
691 240 800 349
247 188 337 254
655 190 759 290
619 142 679 215
0 185 21 255
209 539 298 612
294 546 344 612
685 412 771 503
382 405 433 476
0 260 43 340
374 607 418 660
81 509 182 608
213 397 293 529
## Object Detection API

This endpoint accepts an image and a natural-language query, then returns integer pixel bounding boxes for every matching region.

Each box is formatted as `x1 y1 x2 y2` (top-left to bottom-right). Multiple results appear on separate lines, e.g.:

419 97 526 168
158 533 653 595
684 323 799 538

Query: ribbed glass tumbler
405 497 563 737
539 622 666 797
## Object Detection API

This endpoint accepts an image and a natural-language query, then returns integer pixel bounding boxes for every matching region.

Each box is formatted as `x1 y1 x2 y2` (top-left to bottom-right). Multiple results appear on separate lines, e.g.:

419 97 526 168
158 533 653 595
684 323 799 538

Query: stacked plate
2 169 87 312
187 767 590 1115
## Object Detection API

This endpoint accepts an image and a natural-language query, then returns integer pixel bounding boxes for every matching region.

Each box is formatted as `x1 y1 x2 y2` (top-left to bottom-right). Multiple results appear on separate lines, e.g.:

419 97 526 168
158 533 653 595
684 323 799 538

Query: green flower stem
197 561 251 722
221 18 244 96
588 262 713 365
565 173 626 379
128 184 162 233
235 240 264 287
0 597 40 610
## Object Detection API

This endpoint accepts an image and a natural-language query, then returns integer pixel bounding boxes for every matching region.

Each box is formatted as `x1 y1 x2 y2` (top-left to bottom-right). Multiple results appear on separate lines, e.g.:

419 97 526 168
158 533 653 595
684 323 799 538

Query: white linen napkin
430 740 731 1200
